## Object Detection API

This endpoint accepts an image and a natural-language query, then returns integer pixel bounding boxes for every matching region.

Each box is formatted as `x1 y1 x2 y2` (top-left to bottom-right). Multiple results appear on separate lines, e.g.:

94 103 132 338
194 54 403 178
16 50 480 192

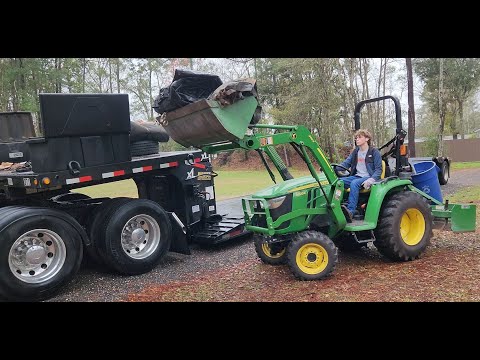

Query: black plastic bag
153 69 222 114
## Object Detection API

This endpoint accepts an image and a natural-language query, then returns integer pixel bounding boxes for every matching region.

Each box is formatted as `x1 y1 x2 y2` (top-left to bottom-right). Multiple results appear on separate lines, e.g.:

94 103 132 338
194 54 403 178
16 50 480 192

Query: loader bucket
161 96 258 149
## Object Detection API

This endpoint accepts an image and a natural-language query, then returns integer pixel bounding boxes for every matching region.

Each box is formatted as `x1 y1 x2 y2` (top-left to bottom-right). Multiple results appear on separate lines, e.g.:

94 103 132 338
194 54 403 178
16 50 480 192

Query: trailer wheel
286 230 338 280
85 197 132 266
374 191 433 261
0 207 84 301
438 161 449 185
97 199 172 275
253 235 287 265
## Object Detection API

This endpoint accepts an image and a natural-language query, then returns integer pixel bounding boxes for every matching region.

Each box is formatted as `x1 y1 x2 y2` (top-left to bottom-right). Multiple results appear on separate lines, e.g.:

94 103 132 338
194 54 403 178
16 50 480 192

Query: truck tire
374 191 433 261
286 230 338 280
85 197 132 266
253 235 287 265
96 199 172 275
0 206 84 301
438 161 449 185
130 140 159 157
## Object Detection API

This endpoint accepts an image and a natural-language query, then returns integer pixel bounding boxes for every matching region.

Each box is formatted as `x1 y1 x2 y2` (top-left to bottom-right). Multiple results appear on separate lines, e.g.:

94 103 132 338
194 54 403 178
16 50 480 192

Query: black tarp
152 69 222 114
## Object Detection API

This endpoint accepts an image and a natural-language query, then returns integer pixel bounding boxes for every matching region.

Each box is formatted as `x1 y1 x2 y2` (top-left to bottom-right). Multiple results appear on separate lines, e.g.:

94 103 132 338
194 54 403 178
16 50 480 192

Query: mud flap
168 212 191 255
451 204 477 232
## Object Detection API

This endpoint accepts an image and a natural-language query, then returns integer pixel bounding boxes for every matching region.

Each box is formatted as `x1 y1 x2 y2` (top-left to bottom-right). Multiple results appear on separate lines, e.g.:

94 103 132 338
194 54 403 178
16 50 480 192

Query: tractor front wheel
374 191 433 261
286 231 338 280
253 235 287 265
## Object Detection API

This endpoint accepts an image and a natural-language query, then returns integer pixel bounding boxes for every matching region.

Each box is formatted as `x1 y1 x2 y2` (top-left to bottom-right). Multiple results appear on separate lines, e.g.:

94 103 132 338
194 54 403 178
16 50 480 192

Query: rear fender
363 178 413 225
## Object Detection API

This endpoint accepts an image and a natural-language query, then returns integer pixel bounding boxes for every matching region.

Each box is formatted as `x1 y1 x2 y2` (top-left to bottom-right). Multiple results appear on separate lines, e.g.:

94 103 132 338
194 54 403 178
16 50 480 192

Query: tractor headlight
267 196 286 210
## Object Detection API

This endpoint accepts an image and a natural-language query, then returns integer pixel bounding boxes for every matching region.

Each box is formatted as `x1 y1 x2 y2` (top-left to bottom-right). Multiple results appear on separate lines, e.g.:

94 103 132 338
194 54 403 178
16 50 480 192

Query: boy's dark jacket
338 146 383 180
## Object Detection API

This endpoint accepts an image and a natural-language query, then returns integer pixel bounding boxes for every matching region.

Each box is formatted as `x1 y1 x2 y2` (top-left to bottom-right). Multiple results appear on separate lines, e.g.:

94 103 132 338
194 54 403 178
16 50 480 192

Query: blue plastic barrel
411 161 443 203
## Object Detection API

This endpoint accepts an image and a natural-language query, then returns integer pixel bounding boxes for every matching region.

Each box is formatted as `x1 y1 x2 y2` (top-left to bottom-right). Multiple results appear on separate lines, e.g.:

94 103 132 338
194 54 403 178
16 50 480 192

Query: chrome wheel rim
121 214 160 259
8 229 66 284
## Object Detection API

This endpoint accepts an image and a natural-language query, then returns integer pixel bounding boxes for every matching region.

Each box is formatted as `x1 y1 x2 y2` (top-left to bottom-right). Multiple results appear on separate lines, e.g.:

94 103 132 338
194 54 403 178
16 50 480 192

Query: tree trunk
149 62 154 121
283 145 291 167
381 59 388 145
375 58 384 143
459 99 465 140
359 59 372 130
10 58 18 111
406 58 416 157
82 58 86 93
438 58 445 157
116 58 121 93
55 58 62 93
108 58 113 93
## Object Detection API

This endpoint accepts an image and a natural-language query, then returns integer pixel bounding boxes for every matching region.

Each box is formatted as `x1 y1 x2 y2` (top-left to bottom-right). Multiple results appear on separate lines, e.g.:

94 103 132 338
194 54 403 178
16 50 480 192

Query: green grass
448 185 480 203
452 161 480 170
74 162 480 202
448 185 480 220
75 169 313 201
213 169 310 200
76 179 138 199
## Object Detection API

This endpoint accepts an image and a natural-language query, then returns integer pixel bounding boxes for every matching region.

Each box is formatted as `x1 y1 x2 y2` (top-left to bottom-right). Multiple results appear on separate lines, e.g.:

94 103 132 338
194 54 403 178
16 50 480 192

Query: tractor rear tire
253 235 287 265
374 191 433 261
286 230 338 280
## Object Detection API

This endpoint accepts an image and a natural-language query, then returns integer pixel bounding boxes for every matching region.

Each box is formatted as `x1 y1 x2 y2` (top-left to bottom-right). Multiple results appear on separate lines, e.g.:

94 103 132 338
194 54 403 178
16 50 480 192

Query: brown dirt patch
123 227 480 302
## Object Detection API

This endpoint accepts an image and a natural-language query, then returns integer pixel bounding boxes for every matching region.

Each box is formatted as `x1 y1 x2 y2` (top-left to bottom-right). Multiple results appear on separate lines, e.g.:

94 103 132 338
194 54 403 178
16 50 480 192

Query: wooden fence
414 138 480 162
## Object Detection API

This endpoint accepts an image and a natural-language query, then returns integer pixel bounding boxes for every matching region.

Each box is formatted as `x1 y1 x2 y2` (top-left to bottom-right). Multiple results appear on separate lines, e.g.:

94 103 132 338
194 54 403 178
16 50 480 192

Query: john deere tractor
160 94 476 280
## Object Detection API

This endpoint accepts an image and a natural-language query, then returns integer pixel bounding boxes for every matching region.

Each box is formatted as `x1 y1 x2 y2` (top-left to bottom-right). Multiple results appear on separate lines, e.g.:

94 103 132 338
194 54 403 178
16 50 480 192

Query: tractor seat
346 160 386 193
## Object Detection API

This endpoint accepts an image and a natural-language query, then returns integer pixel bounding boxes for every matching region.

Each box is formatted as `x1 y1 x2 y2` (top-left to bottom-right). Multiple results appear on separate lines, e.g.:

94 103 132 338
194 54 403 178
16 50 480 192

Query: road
44 168 479 301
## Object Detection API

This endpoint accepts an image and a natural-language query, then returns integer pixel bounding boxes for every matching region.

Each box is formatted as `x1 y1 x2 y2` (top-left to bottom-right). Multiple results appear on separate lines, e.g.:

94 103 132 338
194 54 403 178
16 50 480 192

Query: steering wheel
330 163 351 177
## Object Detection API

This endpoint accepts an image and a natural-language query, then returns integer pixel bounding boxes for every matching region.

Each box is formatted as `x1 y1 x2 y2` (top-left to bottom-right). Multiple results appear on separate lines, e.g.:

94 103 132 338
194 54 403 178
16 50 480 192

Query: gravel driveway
39 167 480 302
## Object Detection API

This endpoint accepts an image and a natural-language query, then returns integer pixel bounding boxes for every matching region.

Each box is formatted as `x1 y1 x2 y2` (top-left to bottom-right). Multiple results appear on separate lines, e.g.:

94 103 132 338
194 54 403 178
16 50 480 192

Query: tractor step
352 229 376 244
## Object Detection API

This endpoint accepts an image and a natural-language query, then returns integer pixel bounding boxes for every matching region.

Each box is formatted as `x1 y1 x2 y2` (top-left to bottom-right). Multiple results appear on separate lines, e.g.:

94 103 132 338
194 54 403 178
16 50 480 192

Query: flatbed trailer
0 93 249 301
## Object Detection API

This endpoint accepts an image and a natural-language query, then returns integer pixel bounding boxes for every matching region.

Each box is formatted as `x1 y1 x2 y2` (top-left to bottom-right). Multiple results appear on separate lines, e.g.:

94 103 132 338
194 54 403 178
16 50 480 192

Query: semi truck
0 93 249 301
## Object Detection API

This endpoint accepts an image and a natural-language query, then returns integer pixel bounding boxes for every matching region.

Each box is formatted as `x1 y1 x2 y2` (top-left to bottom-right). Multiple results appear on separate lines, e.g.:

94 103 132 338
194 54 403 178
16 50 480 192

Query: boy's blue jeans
341 176 370 214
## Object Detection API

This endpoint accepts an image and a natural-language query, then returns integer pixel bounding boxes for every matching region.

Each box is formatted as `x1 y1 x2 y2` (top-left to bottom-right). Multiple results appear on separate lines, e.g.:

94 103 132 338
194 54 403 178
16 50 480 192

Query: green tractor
161 94 477 280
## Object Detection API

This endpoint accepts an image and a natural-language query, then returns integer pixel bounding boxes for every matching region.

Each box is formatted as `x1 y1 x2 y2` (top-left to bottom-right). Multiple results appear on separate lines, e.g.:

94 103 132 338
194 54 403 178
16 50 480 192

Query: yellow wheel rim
261 243 285 259
295 243 329 275
400 208 426 246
